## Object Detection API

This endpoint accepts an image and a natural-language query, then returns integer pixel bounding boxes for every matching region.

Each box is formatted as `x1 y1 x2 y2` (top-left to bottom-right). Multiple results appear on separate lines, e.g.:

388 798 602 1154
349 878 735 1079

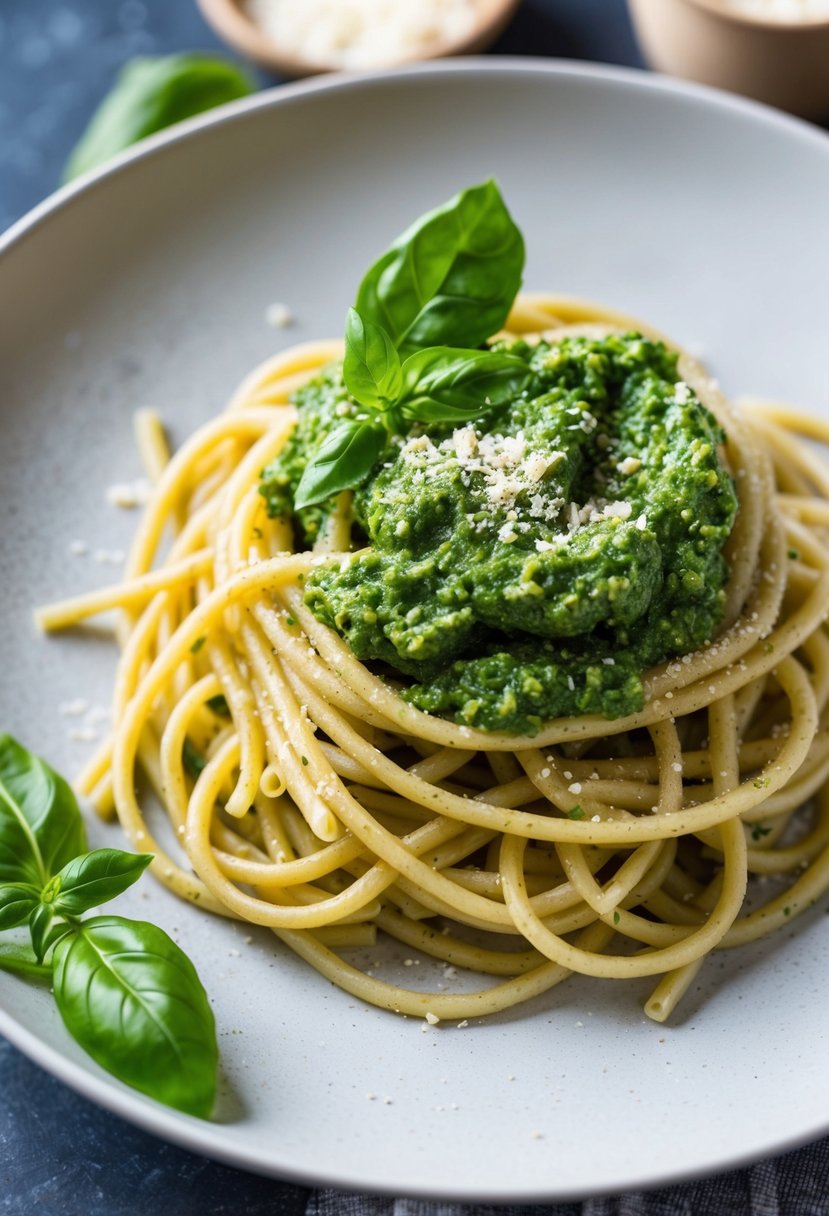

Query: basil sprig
294 181 529 511
0 734 217 1119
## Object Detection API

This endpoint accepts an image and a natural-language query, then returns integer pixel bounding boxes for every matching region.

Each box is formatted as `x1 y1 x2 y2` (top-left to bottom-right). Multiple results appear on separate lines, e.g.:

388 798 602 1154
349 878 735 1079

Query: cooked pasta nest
39 296 829 1023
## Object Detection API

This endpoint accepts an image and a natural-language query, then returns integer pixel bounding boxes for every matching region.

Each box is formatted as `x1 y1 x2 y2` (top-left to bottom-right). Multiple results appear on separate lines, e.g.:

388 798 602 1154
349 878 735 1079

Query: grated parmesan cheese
725 0 829 18
106 478 152 508
265 301 294 328
245 0 490 69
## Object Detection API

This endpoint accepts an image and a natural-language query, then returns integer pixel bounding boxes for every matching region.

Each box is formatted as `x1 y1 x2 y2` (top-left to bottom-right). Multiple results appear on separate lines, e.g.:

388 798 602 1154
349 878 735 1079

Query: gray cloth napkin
310 1139 829 1215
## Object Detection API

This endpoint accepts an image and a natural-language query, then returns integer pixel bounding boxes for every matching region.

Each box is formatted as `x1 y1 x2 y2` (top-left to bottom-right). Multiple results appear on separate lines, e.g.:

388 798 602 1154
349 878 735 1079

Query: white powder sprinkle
105 478 152 509
265 301 294 328
93 548 125 566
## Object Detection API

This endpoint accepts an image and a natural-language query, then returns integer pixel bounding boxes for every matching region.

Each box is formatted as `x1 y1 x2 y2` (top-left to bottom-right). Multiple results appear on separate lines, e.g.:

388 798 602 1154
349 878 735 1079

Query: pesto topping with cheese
260 331 738 733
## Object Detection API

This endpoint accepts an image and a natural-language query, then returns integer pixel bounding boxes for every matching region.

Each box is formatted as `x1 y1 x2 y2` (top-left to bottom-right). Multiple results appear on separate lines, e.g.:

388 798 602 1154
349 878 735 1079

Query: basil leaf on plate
53 916 217 1118
28 901 71 964
50 849 154 918
63 53 255 182
355 180 525 356
399 347 532 423
343 308 402 409
0 883 40 931
294 420 387 510
0 734 87 887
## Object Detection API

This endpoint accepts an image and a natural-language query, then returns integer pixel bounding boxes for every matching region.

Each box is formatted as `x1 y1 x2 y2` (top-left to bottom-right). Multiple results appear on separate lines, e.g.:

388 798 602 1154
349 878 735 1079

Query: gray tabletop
2 2 829 1213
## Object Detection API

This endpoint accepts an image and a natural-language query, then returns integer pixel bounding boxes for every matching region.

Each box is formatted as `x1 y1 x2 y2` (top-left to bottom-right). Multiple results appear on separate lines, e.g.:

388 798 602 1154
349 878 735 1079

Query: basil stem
0 945 52 982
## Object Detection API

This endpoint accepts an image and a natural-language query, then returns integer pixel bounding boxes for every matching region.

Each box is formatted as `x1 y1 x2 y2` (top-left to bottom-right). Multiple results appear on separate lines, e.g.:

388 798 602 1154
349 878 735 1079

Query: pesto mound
260 333 738 734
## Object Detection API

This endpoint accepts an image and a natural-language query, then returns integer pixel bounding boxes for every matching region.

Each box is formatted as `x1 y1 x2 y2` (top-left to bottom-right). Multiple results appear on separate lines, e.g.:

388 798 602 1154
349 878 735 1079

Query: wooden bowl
196 0 523 76
628 0 829 117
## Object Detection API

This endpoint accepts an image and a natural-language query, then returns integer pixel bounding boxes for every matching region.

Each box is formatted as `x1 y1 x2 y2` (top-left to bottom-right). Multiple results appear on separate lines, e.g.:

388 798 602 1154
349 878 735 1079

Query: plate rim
4 54 829 260
3 56 829 1200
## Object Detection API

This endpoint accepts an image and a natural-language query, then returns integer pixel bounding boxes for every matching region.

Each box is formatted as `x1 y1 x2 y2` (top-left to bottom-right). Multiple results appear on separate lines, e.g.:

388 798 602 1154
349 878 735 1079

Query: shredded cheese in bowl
244 0 491 68
724 0 829 20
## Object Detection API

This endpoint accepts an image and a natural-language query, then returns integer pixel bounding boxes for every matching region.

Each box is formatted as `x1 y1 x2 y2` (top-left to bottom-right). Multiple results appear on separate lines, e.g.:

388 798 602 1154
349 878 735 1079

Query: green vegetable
397 347 531 423
53 917 217 1119
294 419 388 511
49 849 153 918
182 737 207 778
293 182 527 508
343 309 403 411
355 180 524 356
298 331 737 732
63 53 255 182
0 883 40 931
262 188 739 733
0 735 217 1118
0 733 86 886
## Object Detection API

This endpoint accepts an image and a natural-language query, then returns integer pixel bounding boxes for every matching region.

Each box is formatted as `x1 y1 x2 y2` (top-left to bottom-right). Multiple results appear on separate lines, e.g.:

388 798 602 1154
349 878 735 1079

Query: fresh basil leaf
355 180 524 356
63 53 255 182
50 849 153 918
294 421 387 511
399 347 532 423
29 902 70 964
343 308 402 409
53 916 217 1118
0 735 87 886
0 883 40 931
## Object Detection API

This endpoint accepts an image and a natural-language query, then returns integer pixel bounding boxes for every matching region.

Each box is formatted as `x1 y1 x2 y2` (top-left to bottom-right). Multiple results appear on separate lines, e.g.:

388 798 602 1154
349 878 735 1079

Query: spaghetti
38 294 829 1024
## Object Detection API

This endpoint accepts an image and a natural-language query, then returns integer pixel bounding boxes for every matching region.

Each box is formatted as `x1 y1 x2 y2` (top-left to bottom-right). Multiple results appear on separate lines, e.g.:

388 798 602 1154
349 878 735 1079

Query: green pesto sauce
260 333 738 734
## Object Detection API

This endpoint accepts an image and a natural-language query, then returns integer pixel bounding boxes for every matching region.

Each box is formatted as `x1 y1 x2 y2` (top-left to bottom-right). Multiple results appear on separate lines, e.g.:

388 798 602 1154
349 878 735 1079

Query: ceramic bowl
628 0 829 117
196 0 522 76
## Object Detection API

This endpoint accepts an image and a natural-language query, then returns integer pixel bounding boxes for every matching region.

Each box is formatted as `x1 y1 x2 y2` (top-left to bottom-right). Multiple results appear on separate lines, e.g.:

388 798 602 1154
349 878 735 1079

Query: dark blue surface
0 0 643 232
2 3 828 1214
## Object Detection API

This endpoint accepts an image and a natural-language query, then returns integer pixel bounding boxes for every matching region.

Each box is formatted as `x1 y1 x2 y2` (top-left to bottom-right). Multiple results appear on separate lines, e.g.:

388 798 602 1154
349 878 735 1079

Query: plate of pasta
2 60 829 1200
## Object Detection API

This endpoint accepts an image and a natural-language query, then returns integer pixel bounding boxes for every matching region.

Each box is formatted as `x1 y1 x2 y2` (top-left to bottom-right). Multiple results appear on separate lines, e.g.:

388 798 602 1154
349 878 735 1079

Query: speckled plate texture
1 60 829 1202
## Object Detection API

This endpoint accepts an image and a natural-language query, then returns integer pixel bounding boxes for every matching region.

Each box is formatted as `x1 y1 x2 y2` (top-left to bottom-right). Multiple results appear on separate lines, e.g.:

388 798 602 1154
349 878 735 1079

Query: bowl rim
195 0 523 75
6 56 829 261
673 0 829 31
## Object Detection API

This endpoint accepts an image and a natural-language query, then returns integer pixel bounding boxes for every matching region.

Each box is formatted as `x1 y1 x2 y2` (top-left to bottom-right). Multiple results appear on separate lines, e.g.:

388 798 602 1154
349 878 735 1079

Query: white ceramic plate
2 61 829 1202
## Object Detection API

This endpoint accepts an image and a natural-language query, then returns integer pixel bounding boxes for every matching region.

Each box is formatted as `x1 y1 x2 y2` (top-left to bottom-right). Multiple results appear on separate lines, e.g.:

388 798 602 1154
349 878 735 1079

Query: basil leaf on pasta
355 180 524 356
294 420 387 510
398 347 532 423
343 308 402 410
